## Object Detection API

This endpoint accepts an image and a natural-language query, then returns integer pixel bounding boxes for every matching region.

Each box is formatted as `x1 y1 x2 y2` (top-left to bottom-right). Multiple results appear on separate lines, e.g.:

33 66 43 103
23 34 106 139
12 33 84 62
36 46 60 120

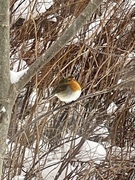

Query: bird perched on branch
52 76 81 103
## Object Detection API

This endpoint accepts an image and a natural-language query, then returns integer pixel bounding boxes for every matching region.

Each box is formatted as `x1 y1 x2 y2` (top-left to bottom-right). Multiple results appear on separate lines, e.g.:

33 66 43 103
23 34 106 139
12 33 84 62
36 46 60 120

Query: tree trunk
0 0 11 176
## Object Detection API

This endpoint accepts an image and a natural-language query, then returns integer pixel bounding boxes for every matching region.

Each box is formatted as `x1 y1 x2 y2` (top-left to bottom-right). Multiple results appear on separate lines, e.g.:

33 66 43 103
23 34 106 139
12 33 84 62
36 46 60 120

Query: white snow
84 2 116 43
47 135 106 164
12 176 25 180
94 125 109 138
0 107 6 112
8 133 106 179
111 146 135 160
107 102 118 115
12 60 27 71
42 160 76 180
31 134 106 178
12 0 54 20
29 89 37 106
10 68 29 84
47 15 57 22
75 139 106 163
23 148 34 169
46 147 63 162
125 52 135 65
129 104 135 114
117 79 122 84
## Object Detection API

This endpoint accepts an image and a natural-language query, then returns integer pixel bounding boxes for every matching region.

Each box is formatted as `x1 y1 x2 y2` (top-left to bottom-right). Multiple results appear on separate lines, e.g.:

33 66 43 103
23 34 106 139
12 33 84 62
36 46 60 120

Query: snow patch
29 89 37 106
12 0 54 20
42 160 76 180
107 102 118 115
12 176 25 180
12 60 27 71
94 125 109 138
0 107 6 112
117 79 122 84
10 68 29 84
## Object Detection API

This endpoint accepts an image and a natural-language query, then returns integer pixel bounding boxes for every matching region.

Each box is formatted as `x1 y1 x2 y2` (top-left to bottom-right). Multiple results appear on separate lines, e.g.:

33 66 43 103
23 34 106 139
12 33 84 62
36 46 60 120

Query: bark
0 0 10 176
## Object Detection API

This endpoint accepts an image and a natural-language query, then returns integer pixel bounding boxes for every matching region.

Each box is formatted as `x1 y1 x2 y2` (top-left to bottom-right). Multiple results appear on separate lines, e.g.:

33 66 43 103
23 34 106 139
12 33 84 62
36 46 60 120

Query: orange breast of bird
67 80 81 92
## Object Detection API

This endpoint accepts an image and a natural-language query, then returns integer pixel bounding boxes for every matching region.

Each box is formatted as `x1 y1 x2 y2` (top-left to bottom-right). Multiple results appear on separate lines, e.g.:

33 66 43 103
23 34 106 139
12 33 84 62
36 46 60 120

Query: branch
9 75 135 143
15 0 103 92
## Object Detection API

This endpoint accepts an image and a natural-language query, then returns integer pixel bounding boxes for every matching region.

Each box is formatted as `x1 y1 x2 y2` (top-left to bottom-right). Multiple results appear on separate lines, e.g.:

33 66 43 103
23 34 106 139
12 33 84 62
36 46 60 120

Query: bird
52 76 81 103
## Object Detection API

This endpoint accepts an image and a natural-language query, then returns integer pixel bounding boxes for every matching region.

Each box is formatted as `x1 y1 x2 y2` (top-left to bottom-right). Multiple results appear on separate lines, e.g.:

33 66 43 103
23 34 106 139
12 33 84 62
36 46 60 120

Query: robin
52 76 81 103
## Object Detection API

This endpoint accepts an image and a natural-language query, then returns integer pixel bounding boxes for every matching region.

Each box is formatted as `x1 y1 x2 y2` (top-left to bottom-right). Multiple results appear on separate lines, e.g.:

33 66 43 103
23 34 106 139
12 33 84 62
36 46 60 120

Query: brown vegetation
3 0 135 179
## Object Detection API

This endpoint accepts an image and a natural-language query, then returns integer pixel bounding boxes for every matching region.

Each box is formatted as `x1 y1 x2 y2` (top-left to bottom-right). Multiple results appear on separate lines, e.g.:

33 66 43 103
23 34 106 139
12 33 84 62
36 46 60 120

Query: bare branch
9 74 135 143
15 0 103 92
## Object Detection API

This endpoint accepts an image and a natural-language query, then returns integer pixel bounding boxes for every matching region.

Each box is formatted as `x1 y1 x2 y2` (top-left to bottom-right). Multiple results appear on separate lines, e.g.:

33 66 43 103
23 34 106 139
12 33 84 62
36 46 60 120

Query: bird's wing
52 83 67 95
